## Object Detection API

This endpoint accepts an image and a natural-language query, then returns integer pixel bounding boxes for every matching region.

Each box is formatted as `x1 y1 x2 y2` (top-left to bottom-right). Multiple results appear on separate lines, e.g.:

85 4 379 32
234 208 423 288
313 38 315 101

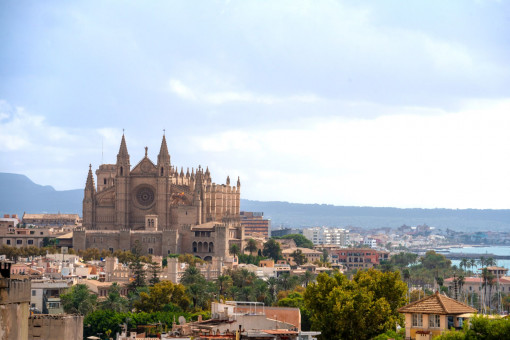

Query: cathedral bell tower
156 133 171 229
83 164 96 229
116 133 131 229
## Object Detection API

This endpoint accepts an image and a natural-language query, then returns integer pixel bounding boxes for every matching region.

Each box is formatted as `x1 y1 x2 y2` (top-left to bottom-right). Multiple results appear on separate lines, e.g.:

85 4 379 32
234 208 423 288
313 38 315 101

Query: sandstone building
73 134 244 259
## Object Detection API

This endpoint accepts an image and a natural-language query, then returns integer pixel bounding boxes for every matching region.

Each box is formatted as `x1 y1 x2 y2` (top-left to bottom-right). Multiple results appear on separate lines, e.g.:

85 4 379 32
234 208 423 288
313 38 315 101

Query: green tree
275 234 314 249
262 239 282 261
420 251 451 270
99 282 128 313
216 275 233 297
304 269 407 340
148 262 161 286
229 244 240 258
128 257 147 291
180 266 213 310
291 249 307 266
60 284 97 316
244 238 258 256
134 280 190 312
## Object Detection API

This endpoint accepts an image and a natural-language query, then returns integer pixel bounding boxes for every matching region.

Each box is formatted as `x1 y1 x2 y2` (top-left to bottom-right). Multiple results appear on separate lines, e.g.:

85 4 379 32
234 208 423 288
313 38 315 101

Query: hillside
1 172 509 231
0 173 82 216
241 200 510 231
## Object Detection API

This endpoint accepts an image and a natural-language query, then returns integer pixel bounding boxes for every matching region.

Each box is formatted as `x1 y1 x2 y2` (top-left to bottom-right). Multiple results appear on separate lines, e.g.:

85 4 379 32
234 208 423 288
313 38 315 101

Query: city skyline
1 1 509 209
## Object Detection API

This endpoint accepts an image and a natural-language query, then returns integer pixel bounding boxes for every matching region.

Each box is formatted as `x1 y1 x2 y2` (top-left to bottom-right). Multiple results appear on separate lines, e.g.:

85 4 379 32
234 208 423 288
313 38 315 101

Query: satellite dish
178 316 186 325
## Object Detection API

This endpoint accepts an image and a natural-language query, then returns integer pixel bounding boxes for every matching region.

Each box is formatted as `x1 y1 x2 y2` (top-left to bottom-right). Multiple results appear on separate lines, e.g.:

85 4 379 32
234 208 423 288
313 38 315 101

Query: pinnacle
85 164 95 191
159 134 169 157
118 134 129 158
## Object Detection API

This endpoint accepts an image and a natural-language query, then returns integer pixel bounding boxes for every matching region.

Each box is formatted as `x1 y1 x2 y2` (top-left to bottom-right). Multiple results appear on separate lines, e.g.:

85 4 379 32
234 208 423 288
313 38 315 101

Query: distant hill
1 172 509 231
0 173 82 216
240 200 510 231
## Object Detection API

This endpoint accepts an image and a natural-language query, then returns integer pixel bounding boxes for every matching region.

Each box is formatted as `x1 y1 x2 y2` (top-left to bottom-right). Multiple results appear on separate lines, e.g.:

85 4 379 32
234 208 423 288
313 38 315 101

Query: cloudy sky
1 1 509 209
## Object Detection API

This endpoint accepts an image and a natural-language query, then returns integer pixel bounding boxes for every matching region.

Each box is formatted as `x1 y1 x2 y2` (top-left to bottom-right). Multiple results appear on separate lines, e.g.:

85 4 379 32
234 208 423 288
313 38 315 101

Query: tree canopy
304 269 407 340
274 234 314 249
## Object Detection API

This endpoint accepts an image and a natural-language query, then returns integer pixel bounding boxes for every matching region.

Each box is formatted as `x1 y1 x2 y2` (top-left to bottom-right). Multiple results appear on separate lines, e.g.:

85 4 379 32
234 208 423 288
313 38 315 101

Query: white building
363 238 377 248
303 227 350 246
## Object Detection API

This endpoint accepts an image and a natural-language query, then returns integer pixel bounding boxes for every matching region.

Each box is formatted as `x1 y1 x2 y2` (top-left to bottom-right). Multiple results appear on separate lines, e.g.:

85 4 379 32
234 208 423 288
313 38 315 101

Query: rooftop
398 291 477 315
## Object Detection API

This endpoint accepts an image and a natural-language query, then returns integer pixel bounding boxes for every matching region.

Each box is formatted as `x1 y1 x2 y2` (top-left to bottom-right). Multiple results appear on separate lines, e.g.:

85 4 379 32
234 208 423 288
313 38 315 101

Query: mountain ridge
1 172 509 231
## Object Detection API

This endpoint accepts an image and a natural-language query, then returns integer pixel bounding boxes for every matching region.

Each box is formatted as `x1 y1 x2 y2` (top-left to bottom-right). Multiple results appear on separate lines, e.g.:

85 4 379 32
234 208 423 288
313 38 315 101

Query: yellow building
398 291 476 339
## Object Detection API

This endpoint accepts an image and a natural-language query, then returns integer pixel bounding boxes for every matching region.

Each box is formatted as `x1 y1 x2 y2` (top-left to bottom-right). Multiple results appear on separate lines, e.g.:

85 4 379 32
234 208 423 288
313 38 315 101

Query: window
32 290 36 296
412 314 423 327
429 314 440 328
148 248 153 255
17 240 22 245
28 240 34 245
104 178 107 185
6 240 10 245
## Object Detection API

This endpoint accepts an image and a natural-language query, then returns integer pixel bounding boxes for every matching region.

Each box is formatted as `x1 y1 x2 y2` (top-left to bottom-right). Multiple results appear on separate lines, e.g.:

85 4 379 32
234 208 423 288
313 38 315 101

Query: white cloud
190 99 510 209
168 77 320 105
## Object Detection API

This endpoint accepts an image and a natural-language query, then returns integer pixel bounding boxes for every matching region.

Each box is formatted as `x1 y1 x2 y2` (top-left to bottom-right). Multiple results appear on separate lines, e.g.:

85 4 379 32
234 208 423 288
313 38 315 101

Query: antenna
102 137 104 164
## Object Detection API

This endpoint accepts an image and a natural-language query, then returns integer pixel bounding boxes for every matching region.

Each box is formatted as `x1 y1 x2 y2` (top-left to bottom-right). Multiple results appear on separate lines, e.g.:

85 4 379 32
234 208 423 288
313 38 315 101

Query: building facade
303 227 350 246
73 134 244 259
240 211 271 238
330 248 389 269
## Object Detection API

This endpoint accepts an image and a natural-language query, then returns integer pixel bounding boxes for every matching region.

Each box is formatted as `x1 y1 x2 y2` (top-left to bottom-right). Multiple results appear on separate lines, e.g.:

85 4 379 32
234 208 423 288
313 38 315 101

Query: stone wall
28 314 84 340
0 277 31 340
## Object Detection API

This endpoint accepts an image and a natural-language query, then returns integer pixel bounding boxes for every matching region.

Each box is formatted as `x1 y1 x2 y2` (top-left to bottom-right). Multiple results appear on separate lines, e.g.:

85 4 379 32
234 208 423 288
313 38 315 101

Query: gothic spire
116 133 130 176
118 133 129 158
158 134 170 159
237 176 241 187
226 176 230 185
85 164 96 194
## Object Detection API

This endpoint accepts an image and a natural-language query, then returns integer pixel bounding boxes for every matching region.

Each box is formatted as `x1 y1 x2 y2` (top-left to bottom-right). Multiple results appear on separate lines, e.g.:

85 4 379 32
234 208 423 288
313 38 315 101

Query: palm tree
469 259 476 274
267 277 278 303
229 244 240 259
244 239 258 256
460 258 468 273
301 270 316 287
100 282 128 312
456 275 465 302
402 269 411 300
216 275 233 297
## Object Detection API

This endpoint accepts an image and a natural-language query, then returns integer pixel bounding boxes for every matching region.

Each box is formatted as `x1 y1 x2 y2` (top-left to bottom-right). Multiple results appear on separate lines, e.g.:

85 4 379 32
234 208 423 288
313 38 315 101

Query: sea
444 246 510 272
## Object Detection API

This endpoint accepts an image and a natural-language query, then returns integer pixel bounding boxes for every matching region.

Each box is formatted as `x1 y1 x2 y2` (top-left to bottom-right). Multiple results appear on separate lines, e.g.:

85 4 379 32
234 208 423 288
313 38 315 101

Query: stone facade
28 314 83 340
0 262 31 340
74 134 244 259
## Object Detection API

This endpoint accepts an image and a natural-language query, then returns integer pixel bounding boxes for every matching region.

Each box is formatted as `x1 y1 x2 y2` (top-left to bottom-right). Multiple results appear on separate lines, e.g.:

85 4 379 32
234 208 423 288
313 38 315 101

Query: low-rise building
30 279 72 314
330 248 389 269
398 291 476 339
282 248 322 264
22 213 80 227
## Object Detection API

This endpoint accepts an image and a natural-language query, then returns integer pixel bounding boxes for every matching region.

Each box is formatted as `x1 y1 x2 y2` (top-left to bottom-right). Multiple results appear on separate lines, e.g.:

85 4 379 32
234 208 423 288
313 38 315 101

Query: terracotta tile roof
398 291 477 315
444 276 510 284
23 213 79 220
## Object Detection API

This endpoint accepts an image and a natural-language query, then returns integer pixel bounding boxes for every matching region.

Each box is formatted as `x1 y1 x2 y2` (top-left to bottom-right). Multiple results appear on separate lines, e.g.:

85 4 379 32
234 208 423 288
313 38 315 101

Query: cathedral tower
116 134 131 229
156 134 171 229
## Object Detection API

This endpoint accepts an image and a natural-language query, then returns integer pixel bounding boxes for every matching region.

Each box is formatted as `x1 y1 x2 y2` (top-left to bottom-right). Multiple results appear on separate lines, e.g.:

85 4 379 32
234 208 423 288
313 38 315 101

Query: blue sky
1 0 509 209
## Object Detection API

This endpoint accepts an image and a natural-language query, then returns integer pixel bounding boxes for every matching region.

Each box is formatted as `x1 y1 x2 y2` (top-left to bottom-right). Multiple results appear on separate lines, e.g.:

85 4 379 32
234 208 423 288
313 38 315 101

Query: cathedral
73 134 244 260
